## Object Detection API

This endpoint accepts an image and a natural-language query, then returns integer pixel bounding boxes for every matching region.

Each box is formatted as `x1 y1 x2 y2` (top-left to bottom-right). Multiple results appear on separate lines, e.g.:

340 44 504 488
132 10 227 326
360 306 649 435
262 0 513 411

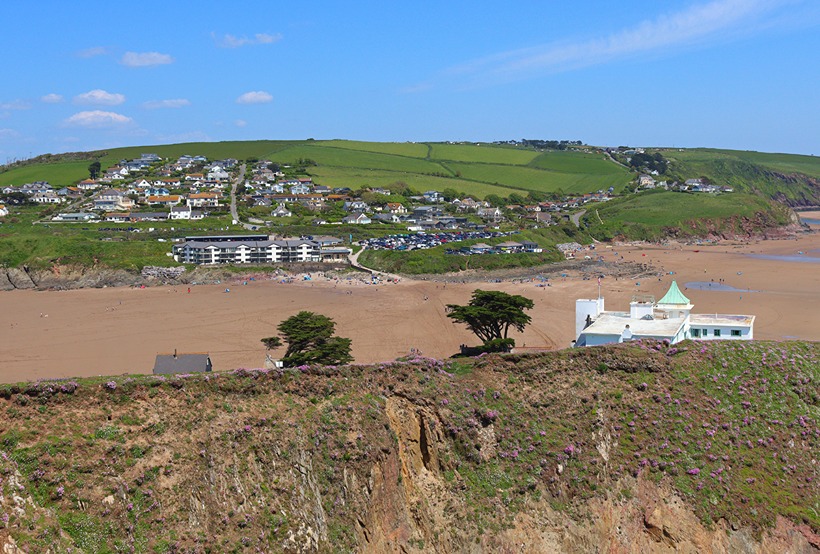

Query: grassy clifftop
0 340 817 552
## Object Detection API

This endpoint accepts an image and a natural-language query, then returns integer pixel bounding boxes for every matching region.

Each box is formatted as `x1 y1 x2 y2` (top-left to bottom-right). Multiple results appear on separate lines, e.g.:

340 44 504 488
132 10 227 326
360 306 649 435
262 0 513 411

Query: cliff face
0 342 817 553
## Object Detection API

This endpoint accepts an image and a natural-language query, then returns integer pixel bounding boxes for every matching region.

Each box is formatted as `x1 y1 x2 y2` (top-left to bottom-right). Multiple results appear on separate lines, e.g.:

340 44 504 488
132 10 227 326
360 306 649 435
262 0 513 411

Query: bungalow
31 191 63 204
469 243 494 254
51 212 99 222
476 207 504 222
104 212 131 222
129 212 169 222
343 200 369 213
312 184 331 194
185 173 205 182
21 182 53 195
77 179 101 191
638 174 656 188
270 203 292 217
169 206 203 220
494 241 524 253
95 189 134 211
157 178 182 188
385 202 407 214
57 187 82 199
423 190 443 203
145 187 170 197
146 195 182 207
207 167 230 181
520 240 543 253
153 352 212 375
373 213 402 223
134 178 153 189
290 183 311 195
342 212 371 225
187 192 220 208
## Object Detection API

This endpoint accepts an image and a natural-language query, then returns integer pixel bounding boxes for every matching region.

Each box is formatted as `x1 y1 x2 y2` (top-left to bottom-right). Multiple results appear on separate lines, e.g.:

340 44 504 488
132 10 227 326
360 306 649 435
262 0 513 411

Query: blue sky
1 0 818 162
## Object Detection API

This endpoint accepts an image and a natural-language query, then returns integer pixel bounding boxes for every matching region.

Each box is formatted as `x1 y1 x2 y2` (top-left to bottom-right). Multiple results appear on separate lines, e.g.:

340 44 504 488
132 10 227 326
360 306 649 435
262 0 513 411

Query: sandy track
1 229 819 383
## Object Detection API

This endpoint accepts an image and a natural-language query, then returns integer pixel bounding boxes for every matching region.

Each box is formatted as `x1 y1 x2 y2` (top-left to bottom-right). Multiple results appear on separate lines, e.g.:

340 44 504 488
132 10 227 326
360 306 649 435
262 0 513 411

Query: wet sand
1 229 819 383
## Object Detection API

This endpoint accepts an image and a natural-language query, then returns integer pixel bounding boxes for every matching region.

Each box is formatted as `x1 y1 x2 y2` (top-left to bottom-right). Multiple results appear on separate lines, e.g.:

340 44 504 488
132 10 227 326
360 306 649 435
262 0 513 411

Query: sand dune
1 230 819 383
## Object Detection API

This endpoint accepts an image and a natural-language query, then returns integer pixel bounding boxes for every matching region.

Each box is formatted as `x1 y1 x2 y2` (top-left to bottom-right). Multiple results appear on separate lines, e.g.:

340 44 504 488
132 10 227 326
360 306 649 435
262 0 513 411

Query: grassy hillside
358 226 582 274
582 191 792 241
0 140 633 199
0 207 241 270
0 340 816 552
660 149 820 206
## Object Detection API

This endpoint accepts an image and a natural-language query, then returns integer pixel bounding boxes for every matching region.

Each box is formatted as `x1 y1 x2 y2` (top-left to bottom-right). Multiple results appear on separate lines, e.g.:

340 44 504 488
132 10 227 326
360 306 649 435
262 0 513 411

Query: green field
0 140 635 199
0 161 91 187
529 150 625 175
582 190 790 241
315 140 429 158
307 166 515 198
447 162 628 195
0 207 242 269
5 140 817 205
428 143 540 165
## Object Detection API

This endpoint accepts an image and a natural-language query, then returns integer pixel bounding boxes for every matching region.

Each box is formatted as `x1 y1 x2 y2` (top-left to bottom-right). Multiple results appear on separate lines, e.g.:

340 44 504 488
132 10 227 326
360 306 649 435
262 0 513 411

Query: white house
0 204 8 217
342 212 371 225
270 203 292 218
207 167 230 181
575 281 754 347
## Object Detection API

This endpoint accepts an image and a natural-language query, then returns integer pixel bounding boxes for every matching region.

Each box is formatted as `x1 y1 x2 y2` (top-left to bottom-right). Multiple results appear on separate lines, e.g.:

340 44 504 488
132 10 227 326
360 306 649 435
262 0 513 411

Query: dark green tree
266 311 353 367
446 290 534 344
88 161 101 180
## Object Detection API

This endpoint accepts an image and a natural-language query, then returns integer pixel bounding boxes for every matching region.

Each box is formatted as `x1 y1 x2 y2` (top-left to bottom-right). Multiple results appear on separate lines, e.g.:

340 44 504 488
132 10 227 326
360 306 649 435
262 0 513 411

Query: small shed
153 352 212 375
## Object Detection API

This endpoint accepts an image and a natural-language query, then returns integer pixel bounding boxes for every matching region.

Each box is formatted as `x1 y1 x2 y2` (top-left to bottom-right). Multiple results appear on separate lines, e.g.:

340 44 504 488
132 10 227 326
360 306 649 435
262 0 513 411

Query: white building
575 281 754 346
172 235 350 265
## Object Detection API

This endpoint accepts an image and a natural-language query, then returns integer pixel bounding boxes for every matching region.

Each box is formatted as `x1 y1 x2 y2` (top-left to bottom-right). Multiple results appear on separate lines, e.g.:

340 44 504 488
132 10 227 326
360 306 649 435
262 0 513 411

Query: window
691 329 700 338
714 329 721 337
731 329 741 337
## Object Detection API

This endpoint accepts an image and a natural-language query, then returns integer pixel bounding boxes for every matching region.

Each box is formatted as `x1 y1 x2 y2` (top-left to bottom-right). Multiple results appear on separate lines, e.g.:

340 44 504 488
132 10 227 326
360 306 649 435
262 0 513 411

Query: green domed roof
657 280 691 305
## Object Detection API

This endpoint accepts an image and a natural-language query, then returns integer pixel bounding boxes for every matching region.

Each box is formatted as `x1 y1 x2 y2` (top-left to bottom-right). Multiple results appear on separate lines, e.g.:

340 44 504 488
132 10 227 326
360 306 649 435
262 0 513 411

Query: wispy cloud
120 51 174 67
215 32 283 48
63 111 133 128
0 100 31 110
142 98 190 109
0 128 20 140
234 119 248 128
236 91 273 104
419 0 794 90
74 89 126 106
76 46 108 58
41 93 64 104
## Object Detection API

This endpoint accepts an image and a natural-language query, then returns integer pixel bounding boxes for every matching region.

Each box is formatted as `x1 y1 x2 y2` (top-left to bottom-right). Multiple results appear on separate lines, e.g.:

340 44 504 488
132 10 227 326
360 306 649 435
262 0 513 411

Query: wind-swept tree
447 290 534 348
262 311 352 367
88 161 101 180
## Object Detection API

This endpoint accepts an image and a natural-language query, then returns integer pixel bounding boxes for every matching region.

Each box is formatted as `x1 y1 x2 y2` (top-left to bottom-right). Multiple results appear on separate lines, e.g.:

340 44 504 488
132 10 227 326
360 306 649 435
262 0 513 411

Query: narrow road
229 163 258 231
570 209 586 227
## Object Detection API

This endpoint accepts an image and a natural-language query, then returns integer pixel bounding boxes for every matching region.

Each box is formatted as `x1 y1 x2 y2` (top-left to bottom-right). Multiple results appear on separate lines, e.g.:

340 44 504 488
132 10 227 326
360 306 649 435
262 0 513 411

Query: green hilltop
0 139 633 198
2 140 818 203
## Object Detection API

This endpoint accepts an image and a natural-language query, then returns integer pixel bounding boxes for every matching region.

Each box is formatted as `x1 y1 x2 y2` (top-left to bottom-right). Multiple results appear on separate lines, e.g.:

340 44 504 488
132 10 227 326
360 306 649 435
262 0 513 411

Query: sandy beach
1 224 819 383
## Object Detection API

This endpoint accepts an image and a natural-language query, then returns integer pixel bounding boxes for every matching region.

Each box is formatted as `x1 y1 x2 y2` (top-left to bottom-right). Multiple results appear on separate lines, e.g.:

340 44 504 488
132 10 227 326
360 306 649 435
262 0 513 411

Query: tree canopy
261 311 353 368
446 290 534 345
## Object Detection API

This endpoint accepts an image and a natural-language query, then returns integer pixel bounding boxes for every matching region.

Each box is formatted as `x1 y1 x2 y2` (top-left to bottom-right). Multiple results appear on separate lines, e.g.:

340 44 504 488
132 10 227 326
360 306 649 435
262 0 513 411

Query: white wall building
575 281 754 347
